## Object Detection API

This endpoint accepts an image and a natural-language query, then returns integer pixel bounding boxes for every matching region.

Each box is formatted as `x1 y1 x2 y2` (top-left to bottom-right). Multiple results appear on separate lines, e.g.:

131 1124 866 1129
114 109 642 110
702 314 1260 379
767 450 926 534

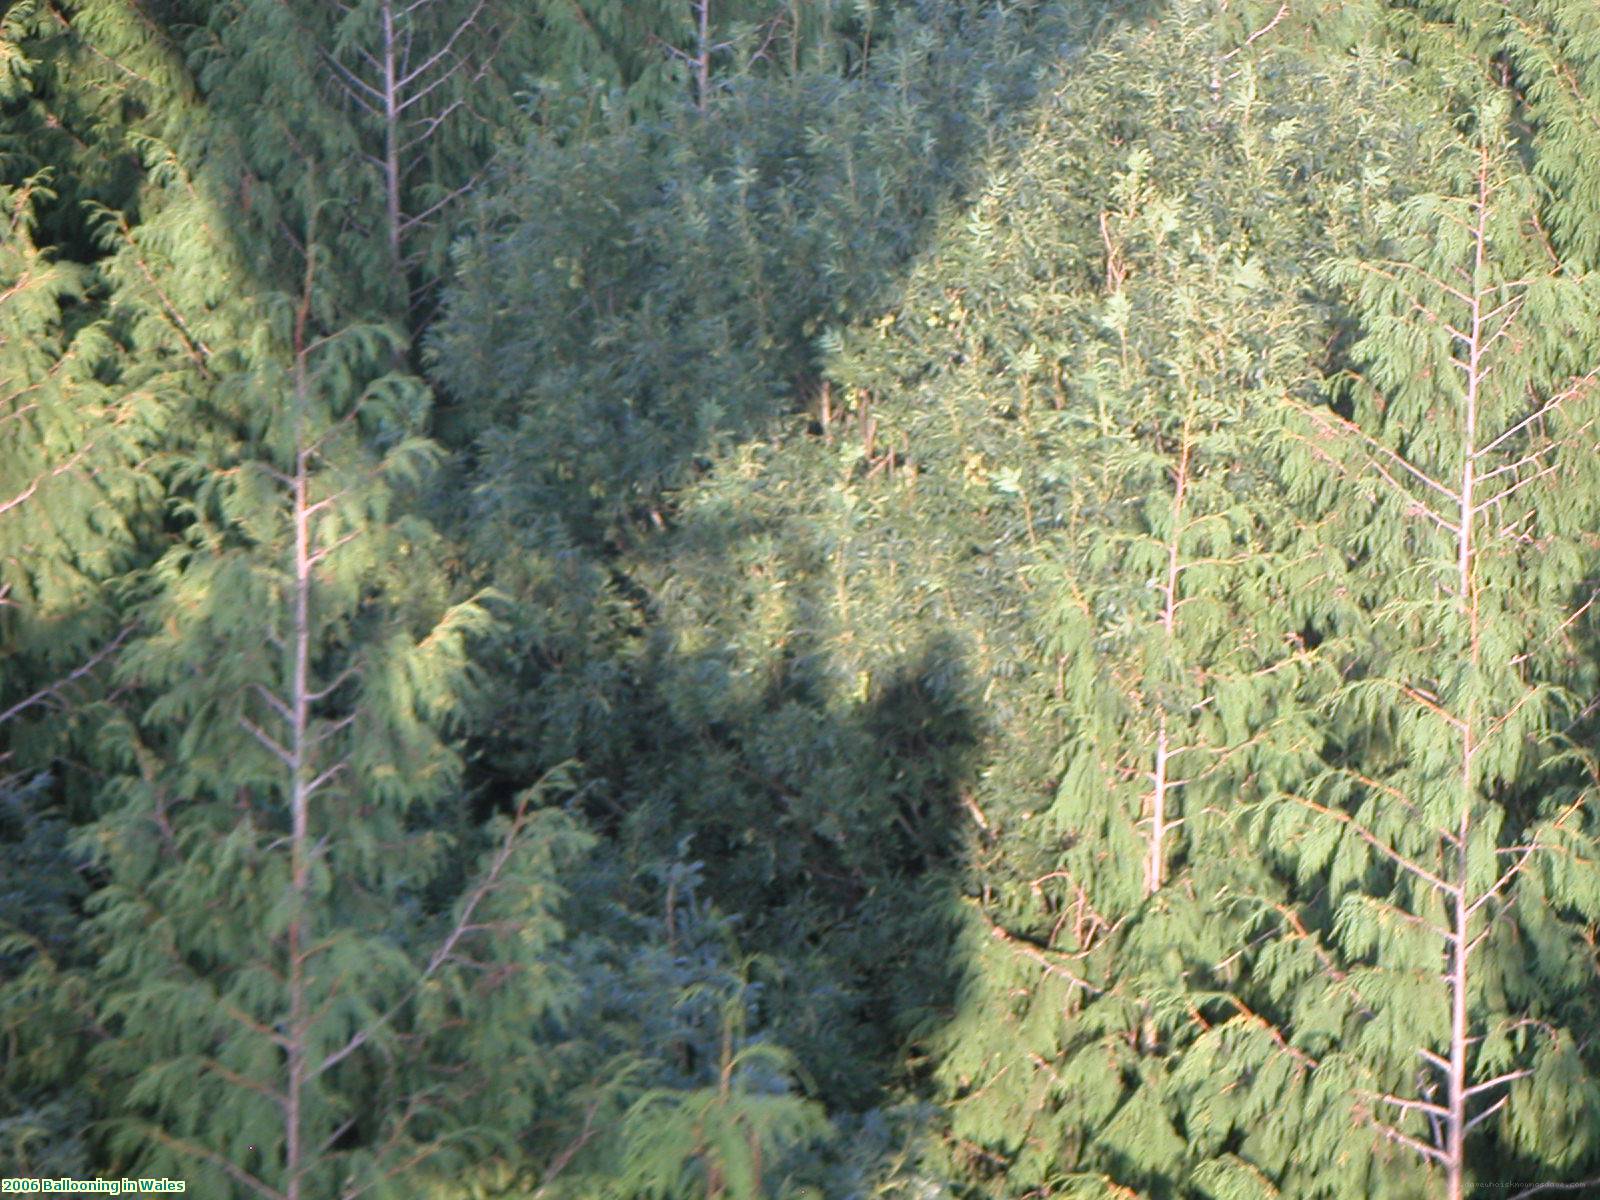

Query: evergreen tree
2 7 203 1166
151 0 556 340
524 0 910 128
1393 1 1600 272
429 0 1081 521
1249 84 1600 1199
914 7 1427 1193
422 0 1101 1124
19 0 1600 1195
0 0 181 751
71 219 589 1196
1013 160 1326 1199
609 959 828 1200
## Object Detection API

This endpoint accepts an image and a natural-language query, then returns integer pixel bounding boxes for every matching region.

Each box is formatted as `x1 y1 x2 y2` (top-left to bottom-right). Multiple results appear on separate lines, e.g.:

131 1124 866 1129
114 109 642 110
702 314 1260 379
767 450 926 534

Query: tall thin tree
1258 87 1600 1199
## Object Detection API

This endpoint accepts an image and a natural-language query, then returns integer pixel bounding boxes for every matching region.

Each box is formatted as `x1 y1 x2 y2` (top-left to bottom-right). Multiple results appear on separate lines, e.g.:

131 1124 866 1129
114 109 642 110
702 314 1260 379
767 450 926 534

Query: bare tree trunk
1286 110 1600 1200
380 0 406 304
1442 149 1489 1200
695 0 711 111
283 255 318 1200
323 0 495 317
1445 815 1469 1200
1147 427 1191 897
1147 724 1170 897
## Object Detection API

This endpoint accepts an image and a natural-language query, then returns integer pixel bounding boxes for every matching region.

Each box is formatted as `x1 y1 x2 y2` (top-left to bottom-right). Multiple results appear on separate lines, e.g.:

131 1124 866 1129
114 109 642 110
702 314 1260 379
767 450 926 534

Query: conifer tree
1396 1 1600 272
311 0 544 317
0 173 137 726
422 4 1109 1143
524 0 903 126
1025 155 1326 1198
29 2 1600 1196
610 960 828 1200
0 0 180 741
900 7 1426 1194
72 217 589 1196
1250 85 1600 1199
1 8 213 1162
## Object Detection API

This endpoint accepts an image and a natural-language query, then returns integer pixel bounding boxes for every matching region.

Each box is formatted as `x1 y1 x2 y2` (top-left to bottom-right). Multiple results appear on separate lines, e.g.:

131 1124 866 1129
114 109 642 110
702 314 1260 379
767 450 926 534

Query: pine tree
1250 84 1600 1199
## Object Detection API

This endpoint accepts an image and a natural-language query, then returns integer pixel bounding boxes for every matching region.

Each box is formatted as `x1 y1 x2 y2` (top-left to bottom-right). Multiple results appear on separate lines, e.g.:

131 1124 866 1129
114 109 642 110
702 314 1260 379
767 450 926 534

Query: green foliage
1248 74 1600 1200
522 0 928 131
66 233 584 1189
610 972 827 1200
15 0 1600 1197
0 11 173 728
166 0 542 325
0 775 94 1176
835 6 1433 1193
430 0 1097 543
427 7 1113 1129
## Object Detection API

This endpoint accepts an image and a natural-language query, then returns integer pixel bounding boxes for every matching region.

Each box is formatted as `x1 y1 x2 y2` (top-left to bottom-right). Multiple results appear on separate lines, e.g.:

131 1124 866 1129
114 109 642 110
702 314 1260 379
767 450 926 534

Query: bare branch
1218 1 1289 62
309 713 357 748
1283 793 1457 895
253 682 296 727
1418 1047 1450 1073
314 1115 359 1160
140 1124 285 1200
321 50 387 107
395 0 487 91
0 625 133 728
536 1096 604 1194
304 762 346 798
0 442 92 518
394 61 465 114
240 715 294 766
1464 1093 1509 1131
1473 460 1561 514
973 902 1104 995
1474 441 1559 485
1399 684 1468 734
314 782 554 1077
398 98 464 150
1464 1068 1531 1098
305 528 364 569
1291 403 1458 530
1369 1117 1449 1166
1228 996 1317 1069
1368 1091 1448 1118
1465 848 1534 921
307 665 359 703
397 175 479 234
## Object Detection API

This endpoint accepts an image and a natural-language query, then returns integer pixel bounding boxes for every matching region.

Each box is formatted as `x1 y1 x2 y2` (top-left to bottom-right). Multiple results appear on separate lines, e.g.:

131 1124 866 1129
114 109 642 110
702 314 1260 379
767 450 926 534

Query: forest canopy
6 1 1600 1198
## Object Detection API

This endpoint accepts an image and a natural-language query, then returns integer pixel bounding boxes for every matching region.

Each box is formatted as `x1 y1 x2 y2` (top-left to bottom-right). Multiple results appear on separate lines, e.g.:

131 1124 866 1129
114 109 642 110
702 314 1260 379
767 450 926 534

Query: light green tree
1251 85 1600 1200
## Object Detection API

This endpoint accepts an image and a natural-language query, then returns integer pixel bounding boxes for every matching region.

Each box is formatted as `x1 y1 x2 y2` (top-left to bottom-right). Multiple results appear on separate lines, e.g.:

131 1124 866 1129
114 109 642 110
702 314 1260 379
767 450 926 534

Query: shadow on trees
431 0 1155 1148
463 478 989 1122
424 0 1154 549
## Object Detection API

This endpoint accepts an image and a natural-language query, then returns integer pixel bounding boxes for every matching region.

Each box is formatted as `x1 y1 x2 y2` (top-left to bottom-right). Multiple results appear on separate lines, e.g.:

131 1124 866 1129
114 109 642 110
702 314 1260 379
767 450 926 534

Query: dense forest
6 0 1600 1196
